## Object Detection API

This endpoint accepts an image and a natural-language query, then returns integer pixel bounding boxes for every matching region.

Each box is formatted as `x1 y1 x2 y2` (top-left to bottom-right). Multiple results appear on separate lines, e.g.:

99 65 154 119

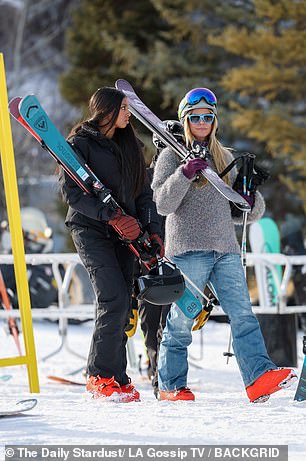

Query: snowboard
115 79 250 212
0 398 37 417
249 217 297 367
9 94 207 321
249 217 282 308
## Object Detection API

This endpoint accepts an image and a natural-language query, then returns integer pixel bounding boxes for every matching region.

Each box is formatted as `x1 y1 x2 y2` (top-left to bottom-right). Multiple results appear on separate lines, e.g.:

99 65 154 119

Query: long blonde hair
183 115 231 185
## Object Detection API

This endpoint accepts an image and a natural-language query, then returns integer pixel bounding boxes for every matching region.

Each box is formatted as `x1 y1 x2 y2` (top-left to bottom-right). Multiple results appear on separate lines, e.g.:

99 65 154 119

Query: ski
115 79 250 212
294 336 306 402
9 96 103 196
47 375 85 386
9 94 207 321
0 398 37 417
10 95 143 253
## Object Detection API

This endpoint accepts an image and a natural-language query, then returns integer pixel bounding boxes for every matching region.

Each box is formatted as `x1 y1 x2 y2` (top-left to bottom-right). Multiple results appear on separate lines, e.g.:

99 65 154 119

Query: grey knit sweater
151 147 265 258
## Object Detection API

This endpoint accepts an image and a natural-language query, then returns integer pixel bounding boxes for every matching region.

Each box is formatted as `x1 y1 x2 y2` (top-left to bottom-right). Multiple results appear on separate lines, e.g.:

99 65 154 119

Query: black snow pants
139 299 170 391
71 225 134 386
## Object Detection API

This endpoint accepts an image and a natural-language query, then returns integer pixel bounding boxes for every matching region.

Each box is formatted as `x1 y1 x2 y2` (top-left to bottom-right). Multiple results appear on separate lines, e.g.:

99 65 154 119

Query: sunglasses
188 113 215 124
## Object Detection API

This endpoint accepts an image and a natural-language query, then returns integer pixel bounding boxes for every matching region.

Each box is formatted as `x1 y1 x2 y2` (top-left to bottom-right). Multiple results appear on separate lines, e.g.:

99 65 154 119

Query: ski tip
15 398 38 413
8 96 23 117
8 96 22 105
17 398 38 408
115 79 133 93
19 94 36 105
115 78 127 86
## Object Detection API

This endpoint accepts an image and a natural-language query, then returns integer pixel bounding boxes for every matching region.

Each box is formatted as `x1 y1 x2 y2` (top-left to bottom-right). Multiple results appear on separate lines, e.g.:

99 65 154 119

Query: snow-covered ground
0 318 305 460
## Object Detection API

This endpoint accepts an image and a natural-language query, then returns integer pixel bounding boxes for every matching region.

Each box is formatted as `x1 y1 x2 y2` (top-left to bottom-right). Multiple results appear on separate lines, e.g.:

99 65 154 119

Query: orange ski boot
119 379 140 402
246 368 297 403
86 375 121 400
159 387 195 401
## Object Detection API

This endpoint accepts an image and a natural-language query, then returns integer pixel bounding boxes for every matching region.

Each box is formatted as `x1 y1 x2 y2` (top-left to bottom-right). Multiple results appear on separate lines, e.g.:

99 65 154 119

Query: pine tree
60 0 171 112
60 0 254 160
209 0 306 213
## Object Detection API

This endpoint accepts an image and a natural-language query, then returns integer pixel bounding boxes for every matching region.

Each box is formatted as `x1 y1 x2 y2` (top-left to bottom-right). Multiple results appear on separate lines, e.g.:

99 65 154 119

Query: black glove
231 161 269 217
143 234 165 266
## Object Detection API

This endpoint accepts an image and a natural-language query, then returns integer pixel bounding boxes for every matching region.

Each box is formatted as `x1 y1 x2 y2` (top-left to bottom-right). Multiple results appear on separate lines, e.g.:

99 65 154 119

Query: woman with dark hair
60 87 163 402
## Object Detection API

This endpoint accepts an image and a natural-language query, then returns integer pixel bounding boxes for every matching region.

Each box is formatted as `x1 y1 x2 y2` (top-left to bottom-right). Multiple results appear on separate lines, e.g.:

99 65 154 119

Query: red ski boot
159 387 195 401
246 368 297 403
119 379 140 402
86 376 121 400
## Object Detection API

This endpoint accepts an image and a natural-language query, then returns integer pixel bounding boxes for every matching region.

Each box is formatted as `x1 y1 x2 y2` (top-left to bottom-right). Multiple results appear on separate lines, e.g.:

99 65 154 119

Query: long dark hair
69 87 146 198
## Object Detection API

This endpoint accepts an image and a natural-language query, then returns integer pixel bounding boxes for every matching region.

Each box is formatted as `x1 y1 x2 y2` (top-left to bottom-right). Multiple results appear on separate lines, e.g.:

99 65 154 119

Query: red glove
145 234 165 266
109 209 141 241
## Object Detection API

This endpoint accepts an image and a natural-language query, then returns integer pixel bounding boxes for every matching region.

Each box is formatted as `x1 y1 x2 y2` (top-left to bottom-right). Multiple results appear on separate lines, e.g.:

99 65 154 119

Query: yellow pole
0 53 40 393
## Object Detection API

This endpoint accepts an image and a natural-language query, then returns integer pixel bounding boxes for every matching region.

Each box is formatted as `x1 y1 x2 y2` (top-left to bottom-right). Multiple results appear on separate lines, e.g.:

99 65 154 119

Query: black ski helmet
137 260 185 305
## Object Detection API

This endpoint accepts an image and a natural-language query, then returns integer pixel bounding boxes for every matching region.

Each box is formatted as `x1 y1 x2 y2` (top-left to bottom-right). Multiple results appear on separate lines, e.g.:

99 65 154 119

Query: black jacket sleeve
135 169 162 236
59 138 117 222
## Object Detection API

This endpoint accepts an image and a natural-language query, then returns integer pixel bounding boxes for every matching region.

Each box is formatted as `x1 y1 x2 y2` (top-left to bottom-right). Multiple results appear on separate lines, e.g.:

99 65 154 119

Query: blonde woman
151 88 296 403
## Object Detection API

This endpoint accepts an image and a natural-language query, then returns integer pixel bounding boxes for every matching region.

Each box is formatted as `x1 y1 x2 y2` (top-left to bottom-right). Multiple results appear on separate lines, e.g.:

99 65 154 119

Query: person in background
60 87 163 402
137 126 183 398
151 87 297 402
125 156 170 399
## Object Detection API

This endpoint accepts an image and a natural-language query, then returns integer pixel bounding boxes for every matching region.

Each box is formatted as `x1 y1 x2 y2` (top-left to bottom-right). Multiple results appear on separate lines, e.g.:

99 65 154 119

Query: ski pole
224 155 252 362
223 209 249 364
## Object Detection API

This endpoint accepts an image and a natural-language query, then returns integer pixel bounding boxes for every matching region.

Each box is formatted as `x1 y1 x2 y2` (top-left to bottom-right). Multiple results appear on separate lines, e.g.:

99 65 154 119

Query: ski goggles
187 113 215 124
178 88 217 119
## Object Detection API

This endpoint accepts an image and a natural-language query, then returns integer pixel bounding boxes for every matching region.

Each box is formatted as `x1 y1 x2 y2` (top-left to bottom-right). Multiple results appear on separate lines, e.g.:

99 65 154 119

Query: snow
0 318 305 460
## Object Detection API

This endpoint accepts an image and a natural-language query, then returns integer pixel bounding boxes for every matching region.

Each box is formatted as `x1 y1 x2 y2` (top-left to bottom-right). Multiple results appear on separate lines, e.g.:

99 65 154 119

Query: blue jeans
158 251 276 390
